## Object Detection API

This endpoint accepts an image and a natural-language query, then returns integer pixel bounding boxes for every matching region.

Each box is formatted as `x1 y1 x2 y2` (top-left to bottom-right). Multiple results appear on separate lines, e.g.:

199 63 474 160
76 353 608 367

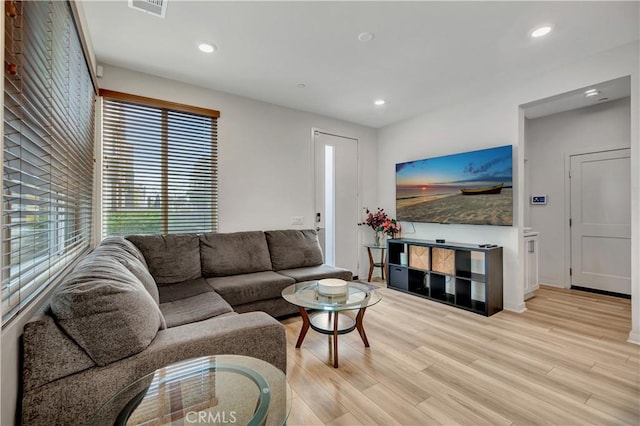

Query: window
100 91 219 237
2 1 96 324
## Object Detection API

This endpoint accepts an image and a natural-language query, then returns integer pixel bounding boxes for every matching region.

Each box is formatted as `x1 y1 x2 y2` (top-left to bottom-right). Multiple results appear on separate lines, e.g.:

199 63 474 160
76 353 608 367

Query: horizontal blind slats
2 0 95 324
102 96 218 237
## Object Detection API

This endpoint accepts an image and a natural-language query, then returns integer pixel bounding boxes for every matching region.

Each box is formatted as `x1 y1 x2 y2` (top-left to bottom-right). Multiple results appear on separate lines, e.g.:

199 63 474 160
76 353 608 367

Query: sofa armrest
22 311 96 392
21 311 286 426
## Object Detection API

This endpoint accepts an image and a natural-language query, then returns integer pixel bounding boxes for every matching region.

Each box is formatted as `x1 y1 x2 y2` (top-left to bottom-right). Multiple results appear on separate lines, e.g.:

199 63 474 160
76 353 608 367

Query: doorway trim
563 144 631 289
310 127 361 276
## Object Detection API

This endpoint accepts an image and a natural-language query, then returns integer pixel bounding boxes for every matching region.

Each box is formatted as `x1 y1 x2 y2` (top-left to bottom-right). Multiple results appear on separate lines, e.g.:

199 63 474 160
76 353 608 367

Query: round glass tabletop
281 280 382 311
91 355 290 426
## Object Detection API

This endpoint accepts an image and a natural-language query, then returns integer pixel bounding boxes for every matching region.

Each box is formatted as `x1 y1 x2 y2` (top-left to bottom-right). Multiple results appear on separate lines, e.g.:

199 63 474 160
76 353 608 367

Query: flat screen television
396 145 513 226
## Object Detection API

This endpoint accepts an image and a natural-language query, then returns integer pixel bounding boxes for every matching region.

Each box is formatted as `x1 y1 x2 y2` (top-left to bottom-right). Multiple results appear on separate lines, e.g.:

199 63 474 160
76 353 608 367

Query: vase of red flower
381 218 401 239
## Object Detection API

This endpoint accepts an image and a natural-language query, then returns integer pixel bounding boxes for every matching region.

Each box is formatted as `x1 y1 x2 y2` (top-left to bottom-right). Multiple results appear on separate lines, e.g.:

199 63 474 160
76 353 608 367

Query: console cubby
386 238 503 316
408 269 429 296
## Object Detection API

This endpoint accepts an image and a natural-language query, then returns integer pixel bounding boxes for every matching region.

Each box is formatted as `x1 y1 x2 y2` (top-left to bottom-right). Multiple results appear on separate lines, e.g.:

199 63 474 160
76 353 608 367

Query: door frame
564 144 631 289
310 127 362 275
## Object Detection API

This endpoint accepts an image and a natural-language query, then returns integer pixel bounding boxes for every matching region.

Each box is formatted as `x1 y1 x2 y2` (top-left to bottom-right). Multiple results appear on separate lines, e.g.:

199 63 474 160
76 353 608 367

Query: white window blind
2 1 96 324
101 91 219 237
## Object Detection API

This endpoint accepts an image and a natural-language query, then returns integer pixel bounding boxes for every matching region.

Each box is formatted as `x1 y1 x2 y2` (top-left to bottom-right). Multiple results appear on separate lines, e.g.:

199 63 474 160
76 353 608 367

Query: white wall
378 41 639 341
525 98 631 287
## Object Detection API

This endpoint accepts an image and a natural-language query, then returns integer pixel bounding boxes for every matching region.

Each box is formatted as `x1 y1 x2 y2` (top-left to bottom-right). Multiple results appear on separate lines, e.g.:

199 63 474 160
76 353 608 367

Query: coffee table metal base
295 307 370 368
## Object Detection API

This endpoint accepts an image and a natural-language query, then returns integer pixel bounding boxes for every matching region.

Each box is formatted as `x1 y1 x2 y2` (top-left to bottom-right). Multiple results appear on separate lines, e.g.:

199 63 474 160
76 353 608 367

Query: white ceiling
82 1 639 128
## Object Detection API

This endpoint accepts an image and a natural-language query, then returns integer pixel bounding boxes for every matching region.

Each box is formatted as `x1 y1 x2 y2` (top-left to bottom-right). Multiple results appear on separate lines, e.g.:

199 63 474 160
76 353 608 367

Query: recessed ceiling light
530 26 552 38
585 88 598 94
198 42 217 53
585 90 600 98
374 99 385 106
358 32 374 42
296 83 306 89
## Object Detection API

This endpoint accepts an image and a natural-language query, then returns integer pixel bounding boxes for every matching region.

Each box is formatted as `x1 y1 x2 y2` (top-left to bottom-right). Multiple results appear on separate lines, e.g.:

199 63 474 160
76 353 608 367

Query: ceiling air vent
129 0 167 18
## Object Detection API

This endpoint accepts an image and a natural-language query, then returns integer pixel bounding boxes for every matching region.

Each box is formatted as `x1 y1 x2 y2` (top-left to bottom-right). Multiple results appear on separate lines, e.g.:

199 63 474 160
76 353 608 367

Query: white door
570 148 631 295
313 130 359 275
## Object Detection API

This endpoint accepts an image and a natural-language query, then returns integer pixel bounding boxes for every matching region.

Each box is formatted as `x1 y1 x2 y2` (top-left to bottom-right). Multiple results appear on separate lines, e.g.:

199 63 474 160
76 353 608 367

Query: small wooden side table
365 244 386 282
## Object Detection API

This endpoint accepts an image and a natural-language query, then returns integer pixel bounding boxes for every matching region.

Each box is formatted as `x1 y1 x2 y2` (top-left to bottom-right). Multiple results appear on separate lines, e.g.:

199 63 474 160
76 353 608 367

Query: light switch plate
291 216 304 225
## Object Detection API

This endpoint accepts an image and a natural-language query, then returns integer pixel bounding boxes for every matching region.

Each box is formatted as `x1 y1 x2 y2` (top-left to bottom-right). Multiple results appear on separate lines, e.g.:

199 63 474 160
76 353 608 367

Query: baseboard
539 279 564 288
627 329 640 346
504 301 527 313
570 285 631 299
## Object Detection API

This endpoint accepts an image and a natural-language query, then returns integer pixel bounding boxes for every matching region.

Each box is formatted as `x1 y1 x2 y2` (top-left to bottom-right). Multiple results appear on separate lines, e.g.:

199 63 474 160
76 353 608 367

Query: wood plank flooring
281 284 639 425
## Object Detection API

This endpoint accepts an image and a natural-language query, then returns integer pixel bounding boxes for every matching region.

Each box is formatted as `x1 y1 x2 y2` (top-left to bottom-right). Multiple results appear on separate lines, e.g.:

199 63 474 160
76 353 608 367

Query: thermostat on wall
531 195 547 205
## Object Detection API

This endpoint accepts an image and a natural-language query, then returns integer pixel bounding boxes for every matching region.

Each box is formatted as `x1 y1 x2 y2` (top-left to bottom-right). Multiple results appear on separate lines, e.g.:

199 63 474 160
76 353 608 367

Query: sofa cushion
276 264 353 283
126 234 201 284
234 297 300 318
93 240 160 306
265 229 324 270
200 231 273 277
157 277 215 303
206 271 295 306
157 278 233 327
160 292 234 328
50 257 163 367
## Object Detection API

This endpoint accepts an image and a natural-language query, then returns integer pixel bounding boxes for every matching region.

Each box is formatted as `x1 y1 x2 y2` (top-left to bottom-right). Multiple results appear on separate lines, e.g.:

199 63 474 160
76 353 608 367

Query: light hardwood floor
281 284 639 425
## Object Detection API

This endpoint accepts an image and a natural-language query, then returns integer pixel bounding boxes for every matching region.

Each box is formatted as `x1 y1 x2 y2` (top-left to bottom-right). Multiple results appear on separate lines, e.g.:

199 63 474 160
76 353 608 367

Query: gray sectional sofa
20 229 351 425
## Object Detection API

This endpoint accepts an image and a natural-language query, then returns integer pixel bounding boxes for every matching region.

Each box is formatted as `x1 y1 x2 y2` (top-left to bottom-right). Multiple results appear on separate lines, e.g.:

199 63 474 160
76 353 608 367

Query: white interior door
313 131 359 274
570 148 631 295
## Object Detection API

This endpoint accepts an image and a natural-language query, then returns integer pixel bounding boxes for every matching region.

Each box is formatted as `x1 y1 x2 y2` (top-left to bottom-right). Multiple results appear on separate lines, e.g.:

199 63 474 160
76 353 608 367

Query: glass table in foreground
91 355 290 426
281 280 382 368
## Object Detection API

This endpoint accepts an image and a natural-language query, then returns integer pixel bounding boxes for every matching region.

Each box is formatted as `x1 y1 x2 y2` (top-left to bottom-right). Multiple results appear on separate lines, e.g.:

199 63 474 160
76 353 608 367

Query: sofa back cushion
200 231 272 277
99 236 149 268
126 234 201 284
265 229 324 270
50 256 163 366
95 237 160 306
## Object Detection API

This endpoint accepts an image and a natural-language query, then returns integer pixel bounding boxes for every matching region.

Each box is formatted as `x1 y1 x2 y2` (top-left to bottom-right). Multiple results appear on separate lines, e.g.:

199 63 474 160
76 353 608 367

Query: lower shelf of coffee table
309 312 356 335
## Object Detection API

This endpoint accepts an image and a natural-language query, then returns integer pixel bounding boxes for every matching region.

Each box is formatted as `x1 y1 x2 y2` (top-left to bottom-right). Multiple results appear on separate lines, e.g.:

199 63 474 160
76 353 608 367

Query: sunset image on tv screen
396 145 513 226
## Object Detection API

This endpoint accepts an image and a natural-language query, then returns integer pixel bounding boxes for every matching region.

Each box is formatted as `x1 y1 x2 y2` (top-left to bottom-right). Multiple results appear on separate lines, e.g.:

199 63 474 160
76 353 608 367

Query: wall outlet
291 216 304 225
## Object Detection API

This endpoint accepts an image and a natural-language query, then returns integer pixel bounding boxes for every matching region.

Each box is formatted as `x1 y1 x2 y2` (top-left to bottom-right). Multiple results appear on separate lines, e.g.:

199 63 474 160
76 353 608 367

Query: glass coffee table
91 355 290 426
281 280 382 368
